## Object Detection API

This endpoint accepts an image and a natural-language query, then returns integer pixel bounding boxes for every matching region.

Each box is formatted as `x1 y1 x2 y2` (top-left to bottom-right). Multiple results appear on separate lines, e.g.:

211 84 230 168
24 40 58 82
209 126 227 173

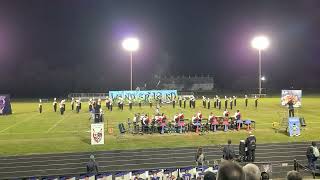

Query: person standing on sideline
71 97 75 111
39 99 42 114
53 98 57 112
86 155 99 175
254 96 258 108
287 99 295 117
245 132 257 162
223 139 235 160
245 95 248 107
195 147 205 166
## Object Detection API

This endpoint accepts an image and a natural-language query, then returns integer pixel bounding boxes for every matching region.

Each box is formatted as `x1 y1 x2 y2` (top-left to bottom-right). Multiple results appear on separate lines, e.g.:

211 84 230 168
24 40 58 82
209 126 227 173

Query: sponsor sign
91 123 104 145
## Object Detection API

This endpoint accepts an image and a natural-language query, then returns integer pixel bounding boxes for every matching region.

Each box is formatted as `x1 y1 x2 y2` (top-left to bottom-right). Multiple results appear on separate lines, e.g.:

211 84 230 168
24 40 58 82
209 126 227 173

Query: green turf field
0 97 319 156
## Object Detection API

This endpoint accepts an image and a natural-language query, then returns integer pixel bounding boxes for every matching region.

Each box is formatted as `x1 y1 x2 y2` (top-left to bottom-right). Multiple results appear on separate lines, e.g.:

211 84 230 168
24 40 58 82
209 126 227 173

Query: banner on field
109 90 177 102
281 90 302 107
0 94 12 115
91 123 104 145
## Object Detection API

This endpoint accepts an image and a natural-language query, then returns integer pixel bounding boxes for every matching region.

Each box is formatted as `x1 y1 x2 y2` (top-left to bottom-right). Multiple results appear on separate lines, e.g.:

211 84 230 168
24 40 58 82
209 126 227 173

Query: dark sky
0 0 320 97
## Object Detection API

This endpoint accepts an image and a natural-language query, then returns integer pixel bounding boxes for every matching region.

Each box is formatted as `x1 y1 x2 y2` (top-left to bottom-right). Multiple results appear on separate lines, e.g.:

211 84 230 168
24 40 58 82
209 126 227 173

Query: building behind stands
157 75 214 91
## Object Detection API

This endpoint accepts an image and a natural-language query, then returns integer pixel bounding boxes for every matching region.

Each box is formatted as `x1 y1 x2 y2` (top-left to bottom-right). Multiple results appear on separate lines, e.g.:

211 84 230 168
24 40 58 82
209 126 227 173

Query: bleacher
0 141 318 179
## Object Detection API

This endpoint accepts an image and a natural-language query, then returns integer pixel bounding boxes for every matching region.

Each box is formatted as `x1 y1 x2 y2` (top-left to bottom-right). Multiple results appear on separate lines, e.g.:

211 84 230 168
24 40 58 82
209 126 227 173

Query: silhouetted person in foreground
286 170 302 180
217 161 245 180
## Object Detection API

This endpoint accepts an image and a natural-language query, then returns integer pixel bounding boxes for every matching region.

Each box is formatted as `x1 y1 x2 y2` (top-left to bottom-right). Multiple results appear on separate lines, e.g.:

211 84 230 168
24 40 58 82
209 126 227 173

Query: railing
68 93 108 101
294 159 317 179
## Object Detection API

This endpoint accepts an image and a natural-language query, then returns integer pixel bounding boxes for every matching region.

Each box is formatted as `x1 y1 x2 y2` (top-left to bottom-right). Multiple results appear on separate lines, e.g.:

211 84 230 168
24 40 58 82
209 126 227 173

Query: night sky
0 0 320 97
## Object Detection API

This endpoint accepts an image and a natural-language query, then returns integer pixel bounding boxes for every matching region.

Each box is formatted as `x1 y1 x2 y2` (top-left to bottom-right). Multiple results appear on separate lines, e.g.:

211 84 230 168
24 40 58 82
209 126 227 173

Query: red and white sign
91 123 104 145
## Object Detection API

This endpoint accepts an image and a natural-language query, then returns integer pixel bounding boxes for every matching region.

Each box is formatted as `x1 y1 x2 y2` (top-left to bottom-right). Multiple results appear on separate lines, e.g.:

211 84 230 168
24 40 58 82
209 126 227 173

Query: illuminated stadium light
122 37 140 90
251 35 270 95
251 36 269 50
122 37 139 52
261 76 266 81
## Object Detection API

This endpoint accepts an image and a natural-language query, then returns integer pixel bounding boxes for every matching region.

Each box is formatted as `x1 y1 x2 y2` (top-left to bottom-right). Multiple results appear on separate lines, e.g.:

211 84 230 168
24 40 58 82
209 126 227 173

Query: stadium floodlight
251 35 270 95
122 37 140 90
261 76 266 81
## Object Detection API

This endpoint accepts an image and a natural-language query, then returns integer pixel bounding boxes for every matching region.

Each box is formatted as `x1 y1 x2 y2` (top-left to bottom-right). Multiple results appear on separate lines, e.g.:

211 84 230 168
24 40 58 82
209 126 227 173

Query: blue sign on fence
109 90 177 102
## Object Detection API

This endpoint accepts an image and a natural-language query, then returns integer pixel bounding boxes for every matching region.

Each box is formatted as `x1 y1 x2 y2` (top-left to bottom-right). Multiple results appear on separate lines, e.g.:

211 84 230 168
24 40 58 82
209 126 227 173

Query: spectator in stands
245 132 256 162
286 170 302 180
243 163 261 180
217 161 245 180
261 172 270 180
86 155 98 175
195 147 205 166
223 139 235 160
204 171 216 180
306 141 319 170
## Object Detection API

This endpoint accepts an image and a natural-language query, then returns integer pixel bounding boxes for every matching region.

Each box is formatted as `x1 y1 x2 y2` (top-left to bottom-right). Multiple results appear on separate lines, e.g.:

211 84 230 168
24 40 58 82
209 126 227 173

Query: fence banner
281 90 302 107
91 123 104 145
109 90 177 102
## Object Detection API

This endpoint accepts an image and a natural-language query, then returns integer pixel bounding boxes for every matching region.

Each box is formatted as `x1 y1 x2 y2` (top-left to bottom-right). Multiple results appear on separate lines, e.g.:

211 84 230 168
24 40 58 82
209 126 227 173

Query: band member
156 107 160 115
109 98 113 111
119 98 124 111
202 96 206 108
245 95 248 107
207 98 211 109
233 96 237 107
189 98 192 108
138 98 142 108
183 98 186 108
62 99 66 111
149 98 152 108
192 98 196 108
53 98 57 112
172 99 176 108
197 111 202 120
76 99 81 113
105 97 109 109
89 99 93 112
179 96 182 107
234 110 241 120
71 98 75 111
224 96 228 110
39 99 42 113
79 98 82 110
229 97 233 110
218 98 222 110
97 98 101 110
159 97 162 106
129 99 133 110
60 100 65 115
254 96 258 108
213 96 217 108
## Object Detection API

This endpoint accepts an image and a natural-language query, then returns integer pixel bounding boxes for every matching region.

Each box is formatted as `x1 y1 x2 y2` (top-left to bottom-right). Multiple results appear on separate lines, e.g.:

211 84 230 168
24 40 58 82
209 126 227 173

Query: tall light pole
122 37 139 90
251 36 270 95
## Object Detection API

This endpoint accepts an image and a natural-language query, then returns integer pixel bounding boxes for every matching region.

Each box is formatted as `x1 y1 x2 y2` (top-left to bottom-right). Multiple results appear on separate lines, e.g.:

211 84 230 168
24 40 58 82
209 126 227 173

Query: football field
0 97 319 156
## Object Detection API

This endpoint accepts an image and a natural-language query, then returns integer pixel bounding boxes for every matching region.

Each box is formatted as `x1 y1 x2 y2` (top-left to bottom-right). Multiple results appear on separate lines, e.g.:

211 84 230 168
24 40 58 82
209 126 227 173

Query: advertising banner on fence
91 123 104 145
0 94 12 115
281 90 302 107
109 90 177 102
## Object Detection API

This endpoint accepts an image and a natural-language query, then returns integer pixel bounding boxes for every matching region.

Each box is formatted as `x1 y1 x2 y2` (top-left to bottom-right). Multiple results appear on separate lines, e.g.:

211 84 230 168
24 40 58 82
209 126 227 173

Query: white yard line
46 114 71 133
0 114 40 133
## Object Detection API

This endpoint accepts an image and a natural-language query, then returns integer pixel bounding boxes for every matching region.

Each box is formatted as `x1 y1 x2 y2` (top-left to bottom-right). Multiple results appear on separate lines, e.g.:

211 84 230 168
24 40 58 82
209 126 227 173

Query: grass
0 97 319 156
